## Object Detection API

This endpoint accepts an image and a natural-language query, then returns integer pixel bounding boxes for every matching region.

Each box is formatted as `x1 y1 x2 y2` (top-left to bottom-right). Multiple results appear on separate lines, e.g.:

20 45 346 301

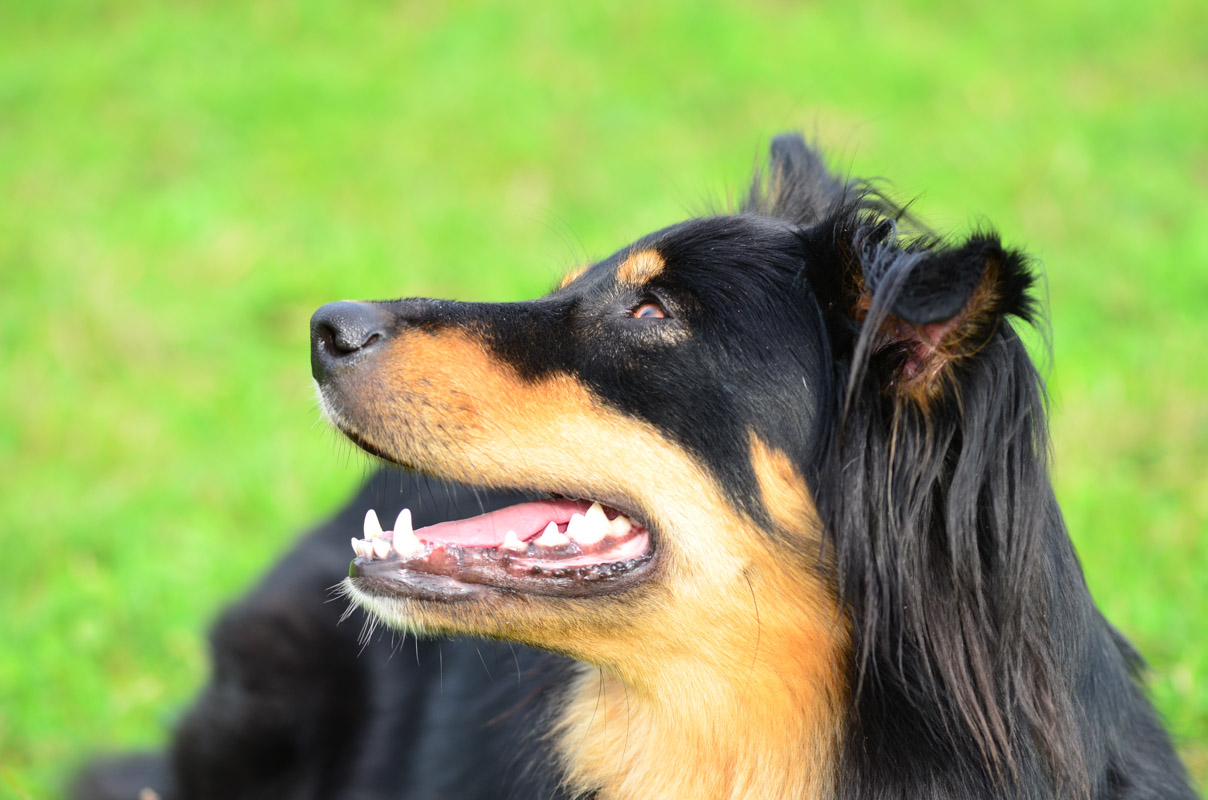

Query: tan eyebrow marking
615 250 665 285
556 265 590 290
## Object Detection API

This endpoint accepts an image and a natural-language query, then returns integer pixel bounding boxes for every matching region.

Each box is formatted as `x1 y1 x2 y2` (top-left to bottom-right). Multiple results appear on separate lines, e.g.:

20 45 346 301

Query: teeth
500 530 528 552
533 520 570 547
358 505 633 560
565 513 587 538
585 501 610 528
393 508 413 537
364 509 384 539
388 508 424 557
393 530 424 557
609 514 633 536
567 510 606 546
393 529 424 558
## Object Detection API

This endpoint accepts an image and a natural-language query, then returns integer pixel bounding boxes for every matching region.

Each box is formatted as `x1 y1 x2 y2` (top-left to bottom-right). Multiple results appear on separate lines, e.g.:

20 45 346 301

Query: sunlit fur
325 136 1193 799
330 328 849 798
74 135 1195 800
323 134 1198 797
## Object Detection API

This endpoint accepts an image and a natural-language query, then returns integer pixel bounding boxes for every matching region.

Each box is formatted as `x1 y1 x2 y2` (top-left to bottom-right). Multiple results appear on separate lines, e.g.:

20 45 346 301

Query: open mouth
348 497 656 600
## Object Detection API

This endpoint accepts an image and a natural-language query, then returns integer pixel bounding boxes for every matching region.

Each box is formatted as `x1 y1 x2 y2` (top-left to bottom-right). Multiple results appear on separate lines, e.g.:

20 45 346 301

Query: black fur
72 472 575 800
75 135 1195 799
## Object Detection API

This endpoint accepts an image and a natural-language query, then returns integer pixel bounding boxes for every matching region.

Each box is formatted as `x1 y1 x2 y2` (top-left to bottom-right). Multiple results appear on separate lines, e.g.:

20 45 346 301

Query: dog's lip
325 414 662 599
348 494 660 600
338 425 399 465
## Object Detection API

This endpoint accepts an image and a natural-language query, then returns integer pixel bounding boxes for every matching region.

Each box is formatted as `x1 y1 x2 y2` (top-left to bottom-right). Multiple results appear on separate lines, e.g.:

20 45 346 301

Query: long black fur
73 135 1195 799
749 136 1192 799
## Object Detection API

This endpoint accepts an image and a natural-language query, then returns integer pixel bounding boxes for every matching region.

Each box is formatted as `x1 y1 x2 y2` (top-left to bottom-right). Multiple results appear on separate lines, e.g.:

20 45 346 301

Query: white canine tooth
501 530 527 552
393 527 424 557
584 504 612 542
534 521 570 547
350 538 363 557
372 539 391 559
609 514 633 536
364 509 384 539
352 539 372 558
585 502 610 528
567 512 605 546
393 508 413 536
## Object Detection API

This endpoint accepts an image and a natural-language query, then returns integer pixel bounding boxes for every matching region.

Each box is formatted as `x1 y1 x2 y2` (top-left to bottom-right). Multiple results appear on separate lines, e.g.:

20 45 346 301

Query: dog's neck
553 568 847 800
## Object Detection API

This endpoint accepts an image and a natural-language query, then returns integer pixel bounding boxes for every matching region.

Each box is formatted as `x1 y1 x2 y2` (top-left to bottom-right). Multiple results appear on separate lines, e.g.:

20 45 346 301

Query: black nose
311 301 392 381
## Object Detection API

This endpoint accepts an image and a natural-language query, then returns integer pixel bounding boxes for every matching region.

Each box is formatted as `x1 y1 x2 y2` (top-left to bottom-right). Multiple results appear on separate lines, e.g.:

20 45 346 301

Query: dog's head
314 135 1065 790
313 210 844 678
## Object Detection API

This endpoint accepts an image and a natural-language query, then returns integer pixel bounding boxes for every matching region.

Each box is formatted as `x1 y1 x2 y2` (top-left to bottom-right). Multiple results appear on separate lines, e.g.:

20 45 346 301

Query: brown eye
631 302 666 319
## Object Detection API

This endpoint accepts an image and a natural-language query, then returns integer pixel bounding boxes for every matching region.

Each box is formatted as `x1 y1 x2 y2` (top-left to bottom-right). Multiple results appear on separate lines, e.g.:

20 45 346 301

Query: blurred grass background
1 0 1205 796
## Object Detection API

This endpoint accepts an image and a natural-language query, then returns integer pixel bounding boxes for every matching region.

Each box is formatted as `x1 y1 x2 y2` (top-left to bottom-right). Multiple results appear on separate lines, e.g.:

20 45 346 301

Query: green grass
1 1 1204 796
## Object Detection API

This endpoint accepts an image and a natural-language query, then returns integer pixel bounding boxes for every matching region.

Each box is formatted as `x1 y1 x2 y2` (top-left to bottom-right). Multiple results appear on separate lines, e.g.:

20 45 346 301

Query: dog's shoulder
73 472 577 800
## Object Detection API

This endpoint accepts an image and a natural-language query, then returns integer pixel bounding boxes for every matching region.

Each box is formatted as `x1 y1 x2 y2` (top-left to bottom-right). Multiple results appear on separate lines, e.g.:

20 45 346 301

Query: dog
74 135 1195 799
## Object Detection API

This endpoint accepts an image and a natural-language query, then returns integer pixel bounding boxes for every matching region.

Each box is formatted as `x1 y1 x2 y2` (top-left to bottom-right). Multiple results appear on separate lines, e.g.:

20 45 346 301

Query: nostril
311 301 391 376
319 320 378 355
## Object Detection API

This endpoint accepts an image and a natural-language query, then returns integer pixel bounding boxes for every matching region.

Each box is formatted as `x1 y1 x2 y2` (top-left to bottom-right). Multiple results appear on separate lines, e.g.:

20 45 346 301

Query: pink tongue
414 499 592 547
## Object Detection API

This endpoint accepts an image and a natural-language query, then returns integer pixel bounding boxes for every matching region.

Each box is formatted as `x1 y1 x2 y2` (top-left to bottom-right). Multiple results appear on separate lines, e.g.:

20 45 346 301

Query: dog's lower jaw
347 552 848 800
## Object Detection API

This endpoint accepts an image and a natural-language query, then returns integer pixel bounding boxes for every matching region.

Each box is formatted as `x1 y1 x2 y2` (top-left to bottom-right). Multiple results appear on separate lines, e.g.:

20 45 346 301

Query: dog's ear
849 229 1035 401
745 133 847 226
823 224 1061 781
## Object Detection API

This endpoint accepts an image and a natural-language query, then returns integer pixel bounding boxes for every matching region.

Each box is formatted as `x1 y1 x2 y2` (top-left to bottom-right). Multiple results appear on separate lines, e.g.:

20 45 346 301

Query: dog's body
75 136 1195 799
74 471 579 800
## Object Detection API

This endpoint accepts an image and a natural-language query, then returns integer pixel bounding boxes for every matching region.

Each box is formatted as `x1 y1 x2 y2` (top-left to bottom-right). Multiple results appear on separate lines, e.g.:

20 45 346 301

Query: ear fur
814 187 1080 791
744 134 848 226
747 134 1089 793
850 226 1037 402
742 133 1037 402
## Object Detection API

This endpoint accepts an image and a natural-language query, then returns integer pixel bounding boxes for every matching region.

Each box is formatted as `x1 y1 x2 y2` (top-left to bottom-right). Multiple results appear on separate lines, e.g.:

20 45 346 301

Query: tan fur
555 560 846 800
553 435 845 800
335 327 848 799
898 256 1003 404
557 265 590 290
615 250 665 285
748 432 817 535
848 256 1004 404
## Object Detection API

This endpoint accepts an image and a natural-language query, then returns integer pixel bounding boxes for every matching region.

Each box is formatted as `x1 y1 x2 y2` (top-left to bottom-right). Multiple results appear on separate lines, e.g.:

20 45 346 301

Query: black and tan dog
75 136 1195 799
